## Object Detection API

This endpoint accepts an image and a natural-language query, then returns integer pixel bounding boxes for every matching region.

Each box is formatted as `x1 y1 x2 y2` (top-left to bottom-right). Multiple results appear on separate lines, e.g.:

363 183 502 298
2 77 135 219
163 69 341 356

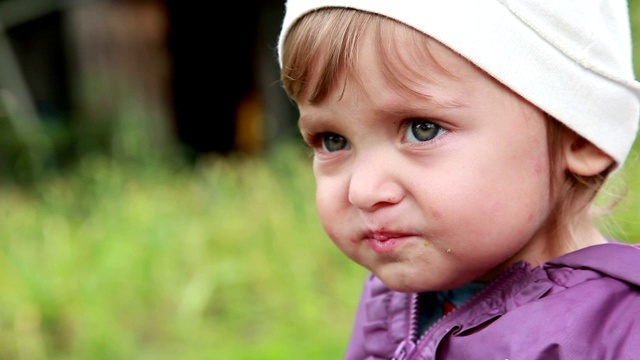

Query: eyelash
301 132 322 149
304 132 348 153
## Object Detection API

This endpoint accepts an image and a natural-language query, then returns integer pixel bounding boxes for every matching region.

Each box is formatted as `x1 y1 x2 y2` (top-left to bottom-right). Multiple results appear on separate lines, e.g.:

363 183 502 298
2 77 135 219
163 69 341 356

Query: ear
563 130 614 176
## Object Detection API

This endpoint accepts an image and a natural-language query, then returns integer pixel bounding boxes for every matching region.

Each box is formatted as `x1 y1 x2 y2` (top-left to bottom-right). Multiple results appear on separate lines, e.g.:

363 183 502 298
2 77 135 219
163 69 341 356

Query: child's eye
322 132 349 152
405 120 446 142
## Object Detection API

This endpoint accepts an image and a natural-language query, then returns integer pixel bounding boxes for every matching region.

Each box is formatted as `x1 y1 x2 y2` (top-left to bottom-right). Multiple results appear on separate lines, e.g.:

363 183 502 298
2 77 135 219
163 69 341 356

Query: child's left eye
405 120 446 142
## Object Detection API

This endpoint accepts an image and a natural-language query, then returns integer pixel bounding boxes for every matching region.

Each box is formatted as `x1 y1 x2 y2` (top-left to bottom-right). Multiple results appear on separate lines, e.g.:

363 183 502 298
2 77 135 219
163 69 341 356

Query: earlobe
563 130 614 176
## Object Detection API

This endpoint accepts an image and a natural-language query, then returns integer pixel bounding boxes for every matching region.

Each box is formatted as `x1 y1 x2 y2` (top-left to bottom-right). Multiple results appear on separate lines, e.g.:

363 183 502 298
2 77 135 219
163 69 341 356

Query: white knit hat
278 0 640 167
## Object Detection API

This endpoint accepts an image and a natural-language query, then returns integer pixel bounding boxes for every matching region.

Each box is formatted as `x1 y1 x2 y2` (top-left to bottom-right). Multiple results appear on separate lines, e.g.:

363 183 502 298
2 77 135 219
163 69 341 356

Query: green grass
0 143 367 359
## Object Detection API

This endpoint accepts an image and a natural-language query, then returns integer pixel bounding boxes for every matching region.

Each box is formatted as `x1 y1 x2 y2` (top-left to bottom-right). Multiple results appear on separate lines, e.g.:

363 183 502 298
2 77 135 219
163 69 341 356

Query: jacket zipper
391 292 419 360
392 262 531 360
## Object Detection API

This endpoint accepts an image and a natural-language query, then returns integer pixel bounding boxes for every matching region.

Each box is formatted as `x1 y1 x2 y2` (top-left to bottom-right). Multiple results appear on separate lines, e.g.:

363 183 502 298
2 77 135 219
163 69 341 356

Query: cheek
435 148 551 234
483 158 551 235
532 158 547 175
315 188 358 258
315 180 347 234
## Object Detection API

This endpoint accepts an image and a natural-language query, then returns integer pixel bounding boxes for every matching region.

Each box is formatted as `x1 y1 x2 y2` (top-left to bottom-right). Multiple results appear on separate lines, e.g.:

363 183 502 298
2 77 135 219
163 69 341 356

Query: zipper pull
392 339 417 360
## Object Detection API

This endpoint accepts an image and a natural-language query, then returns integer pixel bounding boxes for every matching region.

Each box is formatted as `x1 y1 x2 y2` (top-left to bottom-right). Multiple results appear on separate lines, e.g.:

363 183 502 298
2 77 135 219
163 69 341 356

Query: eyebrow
297 87 468 130
298 96 464 131
385 95 465 115
297 114 322 134
372 90 468 121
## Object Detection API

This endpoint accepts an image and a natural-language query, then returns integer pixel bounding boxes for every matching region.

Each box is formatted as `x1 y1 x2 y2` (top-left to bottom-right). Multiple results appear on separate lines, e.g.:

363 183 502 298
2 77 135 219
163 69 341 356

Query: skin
297 28 608 293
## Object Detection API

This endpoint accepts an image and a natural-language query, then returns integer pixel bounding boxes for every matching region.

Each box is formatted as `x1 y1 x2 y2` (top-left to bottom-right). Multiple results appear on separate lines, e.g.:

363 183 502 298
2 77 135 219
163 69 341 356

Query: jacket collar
545 242 640 286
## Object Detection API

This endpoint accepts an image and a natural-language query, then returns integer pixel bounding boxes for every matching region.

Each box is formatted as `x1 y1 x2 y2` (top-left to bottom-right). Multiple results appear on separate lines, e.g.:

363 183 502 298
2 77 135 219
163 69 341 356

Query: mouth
360 230 416 254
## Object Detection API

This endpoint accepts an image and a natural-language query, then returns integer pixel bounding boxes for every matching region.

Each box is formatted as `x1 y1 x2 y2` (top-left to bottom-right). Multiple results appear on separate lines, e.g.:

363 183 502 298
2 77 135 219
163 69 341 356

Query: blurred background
0 0 638 359
0 0 299 178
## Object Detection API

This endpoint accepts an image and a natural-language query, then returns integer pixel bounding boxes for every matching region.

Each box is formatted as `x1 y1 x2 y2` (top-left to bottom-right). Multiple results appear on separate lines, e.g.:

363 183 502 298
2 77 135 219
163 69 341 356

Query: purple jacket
344 242 640 359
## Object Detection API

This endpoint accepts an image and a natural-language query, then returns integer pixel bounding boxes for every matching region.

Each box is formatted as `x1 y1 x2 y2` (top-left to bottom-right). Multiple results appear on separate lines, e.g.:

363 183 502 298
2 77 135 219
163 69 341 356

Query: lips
361 230 414 254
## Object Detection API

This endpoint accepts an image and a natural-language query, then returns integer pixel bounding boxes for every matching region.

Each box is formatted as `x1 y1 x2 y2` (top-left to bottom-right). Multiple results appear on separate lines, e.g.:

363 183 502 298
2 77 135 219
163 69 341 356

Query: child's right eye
321 132 349 152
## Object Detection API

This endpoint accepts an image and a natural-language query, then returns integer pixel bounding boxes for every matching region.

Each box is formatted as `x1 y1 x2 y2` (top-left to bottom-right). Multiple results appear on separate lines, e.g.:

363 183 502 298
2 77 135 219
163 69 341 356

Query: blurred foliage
0 141 368 359
0 100 171 187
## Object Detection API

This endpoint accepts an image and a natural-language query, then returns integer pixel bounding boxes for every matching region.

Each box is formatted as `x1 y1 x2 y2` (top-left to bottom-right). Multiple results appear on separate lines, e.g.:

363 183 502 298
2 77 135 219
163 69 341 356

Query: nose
348 154 405 211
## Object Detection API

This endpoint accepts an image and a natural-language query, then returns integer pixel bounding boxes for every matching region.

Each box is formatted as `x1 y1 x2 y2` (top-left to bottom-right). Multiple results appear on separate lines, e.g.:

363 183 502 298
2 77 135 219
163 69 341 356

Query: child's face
297 30 560 292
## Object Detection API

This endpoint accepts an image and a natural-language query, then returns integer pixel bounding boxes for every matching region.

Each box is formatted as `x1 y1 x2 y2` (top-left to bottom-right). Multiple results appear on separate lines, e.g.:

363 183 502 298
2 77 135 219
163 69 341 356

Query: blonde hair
280 8 616 246
281 8 450 104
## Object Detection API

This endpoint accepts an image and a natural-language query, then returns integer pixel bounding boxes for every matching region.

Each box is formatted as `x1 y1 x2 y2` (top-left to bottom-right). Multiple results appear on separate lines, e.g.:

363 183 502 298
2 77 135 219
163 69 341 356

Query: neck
479 205 607 283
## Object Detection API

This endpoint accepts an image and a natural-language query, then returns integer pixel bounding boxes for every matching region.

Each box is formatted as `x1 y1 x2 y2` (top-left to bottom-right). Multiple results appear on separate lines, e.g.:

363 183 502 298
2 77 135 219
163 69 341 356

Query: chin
375 270 433 293
375 266 470 293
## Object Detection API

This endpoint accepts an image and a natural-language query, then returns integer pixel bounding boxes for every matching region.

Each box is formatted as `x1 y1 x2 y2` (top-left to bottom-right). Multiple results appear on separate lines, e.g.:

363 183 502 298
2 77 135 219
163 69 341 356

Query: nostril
348 155 405 210
348 182 405 211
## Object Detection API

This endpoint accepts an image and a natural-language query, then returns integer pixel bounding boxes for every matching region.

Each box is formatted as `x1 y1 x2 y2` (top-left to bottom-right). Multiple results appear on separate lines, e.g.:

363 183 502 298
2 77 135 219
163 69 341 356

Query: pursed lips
359 227 417 240
357 229 418 254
